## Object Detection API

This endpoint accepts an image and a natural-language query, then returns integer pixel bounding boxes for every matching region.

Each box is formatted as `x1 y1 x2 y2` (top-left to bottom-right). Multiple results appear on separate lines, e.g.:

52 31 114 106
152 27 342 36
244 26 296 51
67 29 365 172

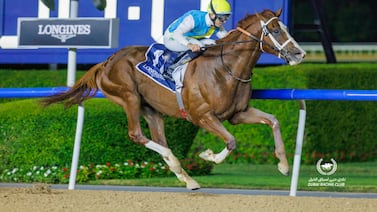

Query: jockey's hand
187 43 201 52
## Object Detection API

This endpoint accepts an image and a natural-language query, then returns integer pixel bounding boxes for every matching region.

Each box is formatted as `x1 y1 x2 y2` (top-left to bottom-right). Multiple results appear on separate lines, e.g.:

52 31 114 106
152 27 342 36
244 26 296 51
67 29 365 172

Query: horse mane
202 14 256 56
218 14 256 44
203 9 277 56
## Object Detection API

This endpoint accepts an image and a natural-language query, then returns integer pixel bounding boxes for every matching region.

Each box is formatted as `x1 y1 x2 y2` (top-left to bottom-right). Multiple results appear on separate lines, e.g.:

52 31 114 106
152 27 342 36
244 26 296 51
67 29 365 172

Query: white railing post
68 103 84 190
289 100 306 196
67 0 81 190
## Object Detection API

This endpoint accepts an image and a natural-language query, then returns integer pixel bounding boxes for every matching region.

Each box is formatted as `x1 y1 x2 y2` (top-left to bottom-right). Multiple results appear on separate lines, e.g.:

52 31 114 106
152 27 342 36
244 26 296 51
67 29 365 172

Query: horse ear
255 12 266 22
275 8 282 17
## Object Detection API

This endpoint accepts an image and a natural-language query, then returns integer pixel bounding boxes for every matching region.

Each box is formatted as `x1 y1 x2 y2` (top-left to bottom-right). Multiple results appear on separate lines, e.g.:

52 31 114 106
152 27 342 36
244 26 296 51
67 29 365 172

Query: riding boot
163 50 203 81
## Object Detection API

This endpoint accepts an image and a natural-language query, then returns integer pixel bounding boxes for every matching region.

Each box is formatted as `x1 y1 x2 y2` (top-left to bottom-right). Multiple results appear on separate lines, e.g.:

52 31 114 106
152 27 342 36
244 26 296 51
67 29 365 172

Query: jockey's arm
170 15 196 48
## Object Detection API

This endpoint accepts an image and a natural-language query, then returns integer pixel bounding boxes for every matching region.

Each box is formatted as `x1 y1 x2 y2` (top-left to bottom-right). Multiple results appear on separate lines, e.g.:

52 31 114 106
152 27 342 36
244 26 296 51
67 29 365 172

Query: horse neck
219 29 262 82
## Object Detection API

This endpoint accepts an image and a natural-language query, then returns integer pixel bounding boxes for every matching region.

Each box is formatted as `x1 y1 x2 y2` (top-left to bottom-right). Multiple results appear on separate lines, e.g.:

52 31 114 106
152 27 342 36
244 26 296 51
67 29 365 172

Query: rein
201 16 289 83
202 20 282 54
220 45 252 83
236 26 278 53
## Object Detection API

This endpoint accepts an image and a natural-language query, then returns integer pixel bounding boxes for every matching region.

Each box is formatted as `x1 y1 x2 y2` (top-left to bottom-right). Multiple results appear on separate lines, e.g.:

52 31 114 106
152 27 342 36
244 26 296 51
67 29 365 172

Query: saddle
136 43 181 92
136 43 190 120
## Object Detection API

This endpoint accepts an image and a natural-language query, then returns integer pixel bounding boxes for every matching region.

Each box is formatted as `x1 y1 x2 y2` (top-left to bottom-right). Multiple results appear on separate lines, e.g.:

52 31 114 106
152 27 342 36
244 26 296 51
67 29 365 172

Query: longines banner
18 18 119 48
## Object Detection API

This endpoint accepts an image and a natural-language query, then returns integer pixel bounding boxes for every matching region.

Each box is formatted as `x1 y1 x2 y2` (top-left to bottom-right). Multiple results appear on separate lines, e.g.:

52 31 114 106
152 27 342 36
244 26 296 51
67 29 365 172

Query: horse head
237 8 306 65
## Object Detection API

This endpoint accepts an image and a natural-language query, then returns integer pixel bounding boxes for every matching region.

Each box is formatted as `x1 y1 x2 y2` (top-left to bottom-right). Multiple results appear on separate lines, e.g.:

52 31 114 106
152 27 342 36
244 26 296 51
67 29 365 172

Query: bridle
236 17 294 60
203 16 294 82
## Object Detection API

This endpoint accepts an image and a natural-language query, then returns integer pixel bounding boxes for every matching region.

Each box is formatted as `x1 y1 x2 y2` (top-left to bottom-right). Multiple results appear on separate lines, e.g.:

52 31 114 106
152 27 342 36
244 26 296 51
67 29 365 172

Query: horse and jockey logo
316 158 337 176
152 49 165 67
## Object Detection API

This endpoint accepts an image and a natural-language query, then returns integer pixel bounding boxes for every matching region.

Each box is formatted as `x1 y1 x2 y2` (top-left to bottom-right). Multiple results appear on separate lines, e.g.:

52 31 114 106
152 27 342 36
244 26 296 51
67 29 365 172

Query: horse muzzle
282 47 306 66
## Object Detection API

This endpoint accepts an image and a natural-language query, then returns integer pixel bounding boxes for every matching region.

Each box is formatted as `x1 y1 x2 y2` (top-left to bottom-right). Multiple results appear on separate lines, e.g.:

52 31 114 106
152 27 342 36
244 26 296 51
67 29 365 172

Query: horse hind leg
141 106 168 146
100 66 199 189
141 106 200 190
145 141 200 190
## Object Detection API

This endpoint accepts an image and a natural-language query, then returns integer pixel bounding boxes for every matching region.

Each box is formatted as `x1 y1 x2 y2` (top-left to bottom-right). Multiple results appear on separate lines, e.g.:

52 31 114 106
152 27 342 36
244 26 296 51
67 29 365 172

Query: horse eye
273 29 280 34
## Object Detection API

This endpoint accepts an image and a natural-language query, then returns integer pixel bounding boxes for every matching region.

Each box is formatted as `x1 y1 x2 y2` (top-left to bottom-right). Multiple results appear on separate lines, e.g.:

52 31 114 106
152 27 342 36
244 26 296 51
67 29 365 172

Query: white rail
301 42 377 53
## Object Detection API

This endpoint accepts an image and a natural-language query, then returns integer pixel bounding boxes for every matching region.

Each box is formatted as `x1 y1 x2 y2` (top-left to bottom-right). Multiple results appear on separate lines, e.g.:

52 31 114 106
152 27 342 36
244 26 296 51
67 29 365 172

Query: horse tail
41 62 103 108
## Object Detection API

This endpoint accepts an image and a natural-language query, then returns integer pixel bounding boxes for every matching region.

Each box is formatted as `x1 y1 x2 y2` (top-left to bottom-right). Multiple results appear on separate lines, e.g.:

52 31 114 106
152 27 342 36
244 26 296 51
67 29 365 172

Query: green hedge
303 64 377 163
1 63 377 173
0 98 199 172
190 63 377 165
189 65 307 165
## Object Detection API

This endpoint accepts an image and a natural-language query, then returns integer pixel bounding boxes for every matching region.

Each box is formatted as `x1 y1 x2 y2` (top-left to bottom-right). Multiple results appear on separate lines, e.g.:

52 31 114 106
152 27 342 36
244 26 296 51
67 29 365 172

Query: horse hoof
187 181 201 190
278 162 289 176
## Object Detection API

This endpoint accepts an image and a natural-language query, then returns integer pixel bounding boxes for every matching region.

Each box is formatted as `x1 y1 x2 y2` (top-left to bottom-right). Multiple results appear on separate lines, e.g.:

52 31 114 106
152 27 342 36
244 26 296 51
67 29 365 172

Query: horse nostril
295 50 306 58
296 52 305 58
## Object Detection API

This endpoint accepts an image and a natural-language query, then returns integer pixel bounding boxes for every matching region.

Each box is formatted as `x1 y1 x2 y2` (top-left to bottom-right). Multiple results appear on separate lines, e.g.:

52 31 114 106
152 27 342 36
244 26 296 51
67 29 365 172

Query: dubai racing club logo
308 158 345 187
316 158 337 175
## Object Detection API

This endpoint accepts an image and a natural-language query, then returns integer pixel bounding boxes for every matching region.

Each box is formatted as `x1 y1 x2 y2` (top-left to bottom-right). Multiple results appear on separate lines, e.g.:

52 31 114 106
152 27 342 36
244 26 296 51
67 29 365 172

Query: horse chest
212 85 250 118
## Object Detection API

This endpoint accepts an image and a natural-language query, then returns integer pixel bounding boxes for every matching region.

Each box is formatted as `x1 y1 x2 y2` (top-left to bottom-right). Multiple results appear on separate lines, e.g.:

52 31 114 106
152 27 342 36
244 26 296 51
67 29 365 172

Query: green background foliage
190 63 377 164
0 98 198 171
1 63 377 174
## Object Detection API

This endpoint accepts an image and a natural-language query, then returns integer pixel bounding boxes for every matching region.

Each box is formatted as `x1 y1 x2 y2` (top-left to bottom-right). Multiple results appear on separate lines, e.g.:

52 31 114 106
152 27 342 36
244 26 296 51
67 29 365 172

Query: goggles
217 14 230 22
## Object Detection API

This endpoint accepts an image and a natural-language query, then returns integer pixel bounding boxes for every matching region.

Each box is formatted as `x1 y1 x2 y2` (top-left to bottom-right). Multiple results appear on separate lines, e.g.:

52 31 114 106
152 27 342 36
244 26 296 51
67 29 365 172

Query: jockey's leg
163 50 203 80
172 63 188 117
162 36 204 80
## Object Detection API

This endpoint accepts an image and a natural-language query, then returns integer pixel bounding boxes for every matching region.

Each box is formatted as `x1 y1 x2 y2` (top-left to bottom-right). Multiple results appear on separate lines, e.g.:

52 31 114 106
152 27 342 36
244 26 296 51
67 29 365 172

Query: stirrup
163 50 203 81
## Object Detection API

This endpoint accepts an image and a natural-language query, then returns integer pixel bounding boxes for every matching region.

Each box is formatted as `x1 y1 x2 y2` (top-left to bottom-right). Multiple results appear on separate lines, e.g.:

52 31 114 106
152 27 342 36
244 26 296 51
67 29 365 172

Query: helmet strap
209 0 218 25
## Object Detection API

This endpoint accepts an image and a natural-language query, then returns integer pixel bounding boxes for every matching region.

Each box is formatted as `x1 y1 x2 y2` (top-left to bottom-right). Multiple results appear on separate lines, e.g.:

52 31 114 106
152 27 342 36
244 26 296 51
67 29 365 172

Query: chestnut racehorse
42 9 305 190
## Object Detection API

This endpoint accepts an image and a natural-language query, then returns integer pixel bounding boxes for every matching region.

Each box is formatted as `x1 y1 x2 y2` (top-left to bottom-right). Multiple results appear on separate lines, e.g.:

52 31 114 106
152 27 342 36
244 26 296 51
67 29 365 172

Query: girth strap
172 63 190 121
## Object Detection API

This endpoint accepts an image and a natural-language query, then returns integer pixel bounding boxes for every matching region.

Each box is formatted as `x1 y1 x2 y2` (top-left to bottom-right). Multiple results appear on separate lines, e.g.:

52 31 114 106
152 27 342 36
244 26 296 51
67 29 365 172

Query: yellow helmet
207 0 232 15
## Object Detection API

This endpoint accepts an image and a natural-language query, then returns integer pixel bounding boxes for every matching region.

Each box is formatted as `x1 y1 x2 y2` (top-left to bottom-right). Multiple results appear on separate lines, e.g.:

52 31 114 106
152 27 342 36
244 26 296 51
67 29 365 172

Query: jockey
162 0 232 80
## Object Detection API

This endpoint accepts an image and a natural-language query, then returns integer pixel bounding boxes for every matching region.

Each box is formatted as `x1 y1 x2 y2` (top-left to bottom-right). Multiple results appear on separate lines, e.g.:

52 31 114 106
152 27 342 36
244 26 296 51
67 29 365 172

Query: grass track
88 162 377 193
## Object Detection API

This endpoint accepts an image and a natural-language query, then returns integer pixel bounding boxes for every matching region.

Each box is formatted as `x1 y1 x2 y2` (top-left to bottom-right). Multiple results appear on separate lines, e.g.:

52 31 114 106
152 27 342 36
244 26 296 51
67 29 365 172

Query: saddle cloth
136 43 180 92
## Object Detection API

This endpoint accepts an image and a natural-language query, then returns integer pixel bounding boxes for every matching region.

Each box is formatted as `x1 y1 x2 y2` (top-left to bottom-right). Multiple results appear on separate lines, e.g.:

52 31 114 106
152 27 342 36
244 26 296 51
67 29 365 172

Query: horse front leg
229 107 289 176
197 113 236 164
